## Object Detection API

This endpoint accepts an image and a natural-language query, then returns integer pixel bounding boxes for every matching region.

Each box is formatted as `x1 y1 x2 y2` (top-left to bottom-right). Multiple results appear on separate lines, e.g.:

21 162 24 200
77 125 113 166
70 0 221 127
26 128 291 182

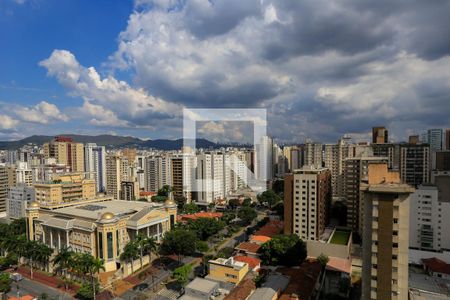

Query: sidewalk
16 266 79 295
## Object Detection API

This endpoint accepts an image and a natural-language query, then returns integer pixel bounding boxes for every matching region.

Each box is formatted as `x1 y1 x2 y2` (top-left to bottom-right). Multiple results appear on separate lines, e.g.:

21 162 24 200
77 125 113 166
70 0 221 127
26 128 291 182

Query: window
98 232 103 259
107 232 113 259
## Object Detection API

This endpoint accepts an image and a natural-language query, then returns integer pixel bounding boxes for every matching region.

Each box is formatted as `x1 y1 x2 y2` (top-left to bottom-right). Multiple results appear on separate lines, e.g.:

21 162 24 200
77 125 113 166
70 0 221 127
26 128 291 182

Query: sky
0 0 450 144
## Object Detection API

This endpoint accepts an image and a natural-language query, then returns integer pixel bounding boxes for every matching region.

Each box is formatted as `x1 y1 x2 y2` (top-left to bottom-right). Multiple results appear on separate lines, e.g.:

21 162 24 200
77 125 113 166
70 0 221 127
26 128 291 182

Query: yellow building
26 197 177 272
34 173 96 206
43 137 84 172
207 257 249 285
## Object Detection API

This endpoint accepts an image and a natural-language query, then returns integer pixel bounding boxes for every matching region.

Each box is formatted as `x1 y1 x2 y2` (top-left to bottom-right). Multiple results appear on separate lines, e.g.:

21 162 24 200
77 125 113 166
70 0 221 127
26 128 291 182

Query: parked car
10 272 23 282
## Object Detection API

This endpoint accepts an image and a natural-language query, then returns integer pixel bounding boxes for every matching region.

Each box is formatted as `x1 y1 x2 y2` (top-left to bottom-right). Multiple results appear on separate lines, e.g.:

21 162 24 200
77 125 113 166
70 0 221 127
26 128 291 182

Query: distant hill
0 134 230 150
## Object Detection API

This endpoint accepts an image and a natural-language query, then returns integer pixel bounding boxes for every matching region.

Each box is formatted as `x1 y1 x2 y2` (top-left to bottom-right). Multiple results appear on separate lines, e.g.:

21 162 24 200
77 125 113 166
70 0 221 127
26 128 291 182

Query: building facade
43 137 84 172
26 197 177 272
284 166 331 241
34 173 96 206
361 164 414 300
84 143 107 193
400 144 430 187
7 185 35 219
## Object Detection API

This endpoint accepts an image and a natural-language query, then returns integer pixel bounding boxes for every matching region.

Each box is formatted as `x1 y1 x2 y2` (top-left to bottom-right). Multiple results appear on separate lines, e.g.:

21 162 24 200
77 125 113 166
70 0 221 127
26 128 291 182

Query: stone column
50 230 53 249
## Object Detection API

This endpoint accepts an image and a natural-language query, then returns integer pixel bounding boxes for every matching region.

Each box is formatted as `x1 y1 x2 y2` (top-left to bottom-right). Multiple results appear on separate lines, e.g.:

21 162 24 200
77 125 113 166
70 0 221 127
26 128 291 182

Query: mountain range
0 134 232 150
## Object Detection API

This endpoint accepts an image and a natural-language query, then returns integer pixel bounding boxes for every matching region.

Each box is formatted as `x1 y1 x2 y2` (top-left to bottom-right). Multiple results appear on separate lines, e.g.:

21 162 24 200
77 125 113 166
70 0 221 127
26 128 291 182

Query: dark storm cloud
41 0 450 142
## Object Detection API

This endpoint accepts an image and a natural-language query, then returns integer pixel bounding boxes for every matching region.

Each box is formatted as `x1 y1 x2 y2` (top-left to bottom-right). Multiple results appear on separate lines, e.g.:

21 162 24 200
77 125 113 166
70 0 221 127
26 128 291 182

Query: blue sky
0 0 449 143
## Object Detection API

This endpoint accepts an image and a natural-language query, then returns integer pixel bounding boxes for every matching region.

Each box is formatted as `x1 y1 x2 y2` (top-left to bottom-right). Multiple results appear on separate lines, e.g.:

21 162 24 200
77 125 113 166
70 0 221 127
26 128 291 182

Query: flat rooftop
330 230 351 245
48 200 164 220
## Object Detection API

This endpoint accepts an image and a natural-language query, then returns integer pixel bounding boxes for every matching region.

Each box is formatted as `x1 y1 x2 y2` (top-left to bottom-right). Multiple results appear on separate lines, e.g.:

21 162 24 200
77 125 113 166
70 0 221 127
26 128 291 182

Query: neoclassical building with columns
26 196 177 272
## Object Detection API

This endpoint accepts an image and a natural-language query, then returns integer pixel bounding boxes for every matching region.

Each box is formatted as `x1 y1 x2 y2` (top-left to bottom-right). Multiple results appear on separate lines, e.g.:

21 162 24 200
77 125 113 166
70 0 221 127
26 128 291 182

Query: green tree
76 282 99 300
0 273 12 293
237 207 257 225
317 253 329 267
216 247 234 259
228 199 240 208
187 218 225 240
175 195 187 209
160 229 198 262
272 202 284 217
135 235 158 270
151 195 167 202
257 190 281 207
242 198 252 207
182 203 199 214
272 179 284 196
196 241 209 253
120 242 139 274
53 246 74 276
259 234 307 266
158 185 172 197
172 264 192 286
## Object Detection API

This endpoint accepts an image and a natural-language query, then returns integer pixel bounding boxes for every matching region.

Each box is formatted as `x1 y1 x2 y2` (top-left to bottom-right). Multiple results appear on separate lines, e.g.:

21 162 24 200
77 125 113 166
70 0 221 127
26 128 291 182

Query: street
8 277 73 300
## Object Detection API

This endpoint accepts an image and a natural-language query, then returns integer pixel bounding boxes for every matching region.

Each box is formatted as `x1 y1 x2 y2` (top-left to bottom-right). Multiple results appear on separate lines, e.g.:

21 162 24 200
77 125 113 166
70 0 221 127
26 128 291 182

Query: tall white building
84 143 107 193
15 161 33 186
324 136 351 198
7 185 35 219
409 185 450 252
255 136 273 181
305 142 322 168
424 129 443 151
145 155 171 193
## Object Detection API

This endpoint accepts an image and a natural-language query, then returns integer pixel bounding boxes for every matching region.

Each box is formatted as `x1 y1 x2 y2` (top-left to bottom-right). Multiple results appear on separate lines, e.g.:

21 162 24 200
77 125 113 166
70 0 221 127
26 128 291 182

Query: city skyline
1 0 450 143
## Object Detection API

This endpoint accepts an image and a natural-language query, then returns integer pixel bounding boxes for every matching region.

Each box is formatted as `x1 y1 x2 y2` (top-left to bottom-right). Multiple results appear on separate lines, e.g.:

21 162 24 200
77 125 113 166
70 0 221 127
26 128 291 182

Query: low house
224 278 256 300
234 256 261 272
422 257 450 279
248 274 290 300
250 235 272 245
323 257 352 298
178 212 224 223
277 258 322 300
207 257 249 285
235 242 261 258
179 277 220 300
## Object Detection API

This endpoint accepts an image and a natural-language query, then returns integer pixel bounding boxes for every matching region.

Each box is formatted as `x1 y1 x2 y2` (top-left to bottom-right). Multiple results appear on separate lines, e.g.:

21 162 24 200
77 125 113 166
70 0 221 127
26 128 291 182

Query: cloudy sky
1 0 449 143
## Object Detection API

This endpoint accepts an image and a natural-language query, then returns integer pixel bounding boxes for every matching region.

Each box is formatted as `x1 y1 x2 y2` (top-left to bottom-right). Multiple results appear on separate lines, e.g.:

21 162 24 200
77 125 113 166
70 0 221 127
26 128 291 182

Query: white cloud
14 101 69 124
0 115 18 130
40 50 183 129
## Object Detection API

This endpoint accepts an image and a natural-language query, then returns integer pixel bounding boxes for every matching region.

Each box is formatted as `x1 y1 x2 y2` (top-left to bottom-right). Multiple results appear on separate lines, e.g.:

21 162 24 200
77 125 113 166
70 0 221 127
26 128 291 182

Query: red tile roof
277 258 322 300
250 235 272 244
234 256 261 270
9 296 35 300
422 257 450 275
254 220 284 238
326 257 351 274
235 242 261 254
179 212 223 221
139 191 156 196
224 278 256 300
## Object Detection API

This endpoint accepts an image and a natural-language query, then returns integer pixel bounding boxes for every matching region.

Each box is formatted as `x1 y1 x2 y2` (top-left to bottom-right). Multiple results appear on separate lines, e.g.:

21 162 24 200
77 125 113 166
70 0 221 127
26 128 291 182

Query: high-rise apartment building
0 165 8 213
34 173 96 206
84 143 107 193
361 163 414 300
324 136 351 198
255 136 273 181
344 156 388 234
120 181 139 201
400 144 430 187
43 136 84 172
6 185 35 219
106 154 127 200
284 166 331 241
15 162 33 186
305 142 323 168
433 151 450 171
372 143 399 171
425 129 443 151
409 185 450 252
446 129 450 150
372 126 388 144
145 155 171 193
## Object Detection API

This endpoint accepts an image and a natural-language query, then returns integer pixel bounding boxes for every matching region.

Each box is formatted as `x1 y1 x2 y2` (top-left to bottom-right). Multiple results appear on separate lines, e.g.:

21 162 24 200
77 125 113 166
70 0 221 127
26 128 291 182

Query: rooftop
329 230 351 245
224 278 256 300
209 257 247 270
422 257 450 275
234 256 261 270
47 199 165 220
235 242 261 254
250 235 271 244
185 277 218 294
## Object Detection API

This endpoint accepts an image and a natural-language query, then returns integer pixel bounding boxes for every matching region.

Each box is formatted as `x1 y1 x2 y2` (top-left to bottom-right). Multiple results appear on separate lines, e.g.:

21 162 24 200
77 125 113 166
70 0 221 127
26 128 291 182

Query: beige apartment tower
361 163 414 300
43 137 84 172
284 166 331 241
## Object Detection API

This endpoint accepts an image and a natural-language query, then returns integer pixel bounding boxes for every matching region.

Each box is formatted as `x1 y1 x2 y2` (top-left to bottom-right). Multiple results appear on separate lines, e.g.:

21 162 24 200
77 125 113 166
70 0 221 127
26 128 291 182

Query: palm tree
37 244 53 272
88 257 105 300
53 246 74 276
120 242 139 274
135 234 151 270
146 237 158 263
